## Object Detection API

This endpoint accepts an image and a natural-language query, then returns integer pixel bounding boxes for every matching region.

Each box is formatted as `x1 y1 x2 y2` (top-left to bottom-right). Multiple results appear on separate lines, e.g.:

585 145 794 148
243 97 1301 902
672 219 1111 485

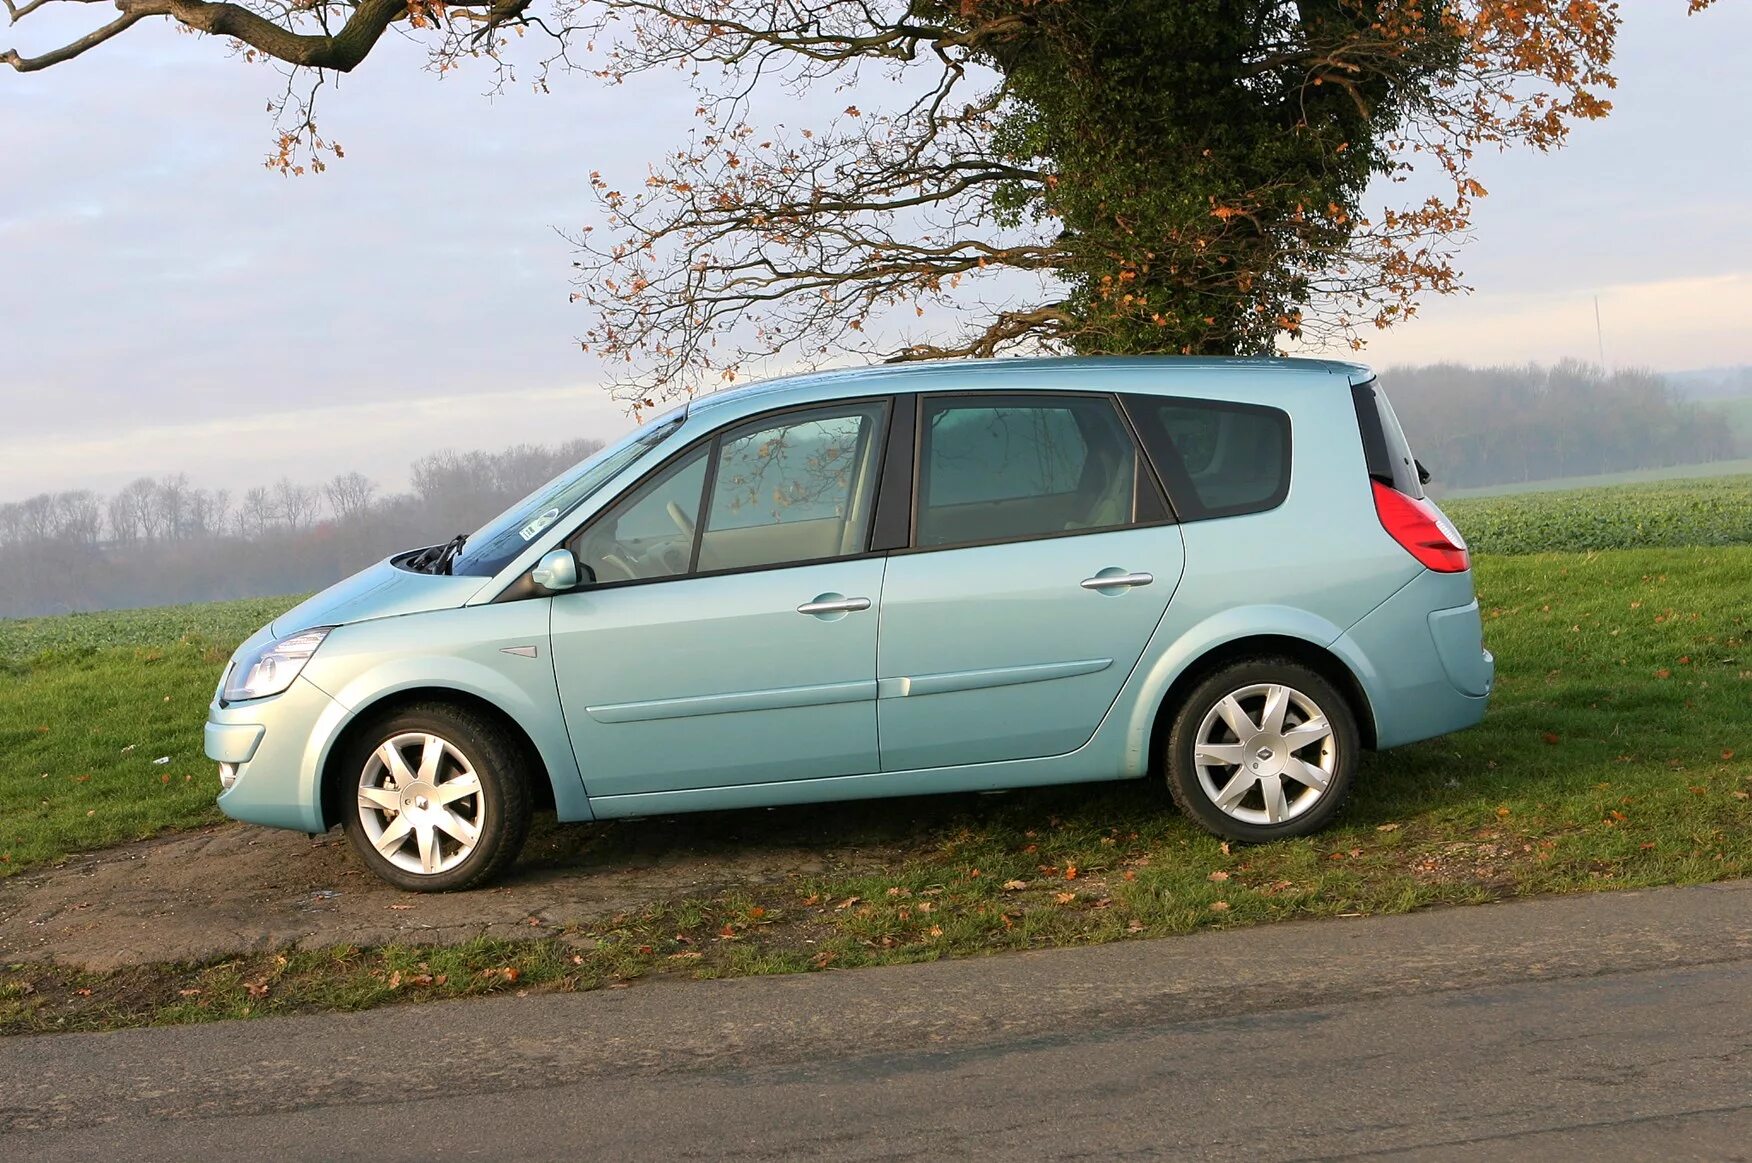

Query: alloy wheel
1191 683 1338 826
355 732 486 876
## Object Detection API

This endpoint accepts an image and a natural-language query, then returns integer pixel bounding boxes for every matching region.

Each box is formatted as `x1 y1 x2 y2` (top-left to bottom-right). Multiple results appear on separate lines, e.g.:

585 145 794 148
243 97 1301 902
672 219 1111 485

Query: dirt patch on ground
0 806 927 970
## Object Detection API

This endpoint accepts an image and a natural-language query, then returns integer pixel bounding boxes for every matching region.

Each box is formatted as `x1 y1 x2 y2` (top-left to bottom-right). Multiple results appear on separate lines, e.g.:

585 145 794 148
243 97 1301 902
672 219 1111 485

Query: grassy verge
3 545 1747 1034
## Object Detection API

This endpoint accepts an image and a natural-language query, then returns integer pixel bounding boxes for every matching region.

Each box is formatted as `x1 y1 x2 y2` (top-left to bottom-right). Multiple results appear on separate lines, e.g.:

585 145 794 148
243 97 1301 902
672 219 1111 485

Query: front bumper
204 675 353 834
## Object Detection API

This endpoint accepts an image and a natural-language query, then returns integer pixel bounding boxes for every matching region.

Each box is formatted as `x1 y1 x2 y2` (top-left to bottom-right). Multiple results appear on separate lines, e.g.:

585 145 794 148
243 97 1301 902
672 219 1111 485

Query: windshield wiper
412 533 468 575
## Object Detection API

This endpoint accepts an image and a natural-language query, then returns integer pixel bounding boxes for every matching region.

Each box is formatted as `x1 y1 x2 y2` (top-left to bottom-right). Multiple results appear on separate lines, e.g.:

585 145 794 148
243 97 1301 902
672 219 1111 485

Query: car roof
685 355 1372 419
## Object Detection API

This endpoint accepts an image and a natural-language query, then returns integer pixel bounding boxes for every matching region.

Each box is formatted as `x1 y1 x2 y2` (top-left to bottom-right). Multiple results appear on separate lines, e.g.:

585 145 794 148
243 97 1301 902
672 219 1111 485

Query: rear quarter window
1351 379 1424 499
1122 395 1291 520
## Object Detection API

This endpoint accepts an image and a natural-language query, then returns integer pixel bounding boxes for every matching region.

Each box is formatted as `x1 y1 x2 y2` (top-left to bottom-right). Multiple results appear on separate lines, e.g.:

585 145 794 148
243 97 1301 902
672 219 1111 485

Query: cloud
0 381 635 500
1336 272 1752 372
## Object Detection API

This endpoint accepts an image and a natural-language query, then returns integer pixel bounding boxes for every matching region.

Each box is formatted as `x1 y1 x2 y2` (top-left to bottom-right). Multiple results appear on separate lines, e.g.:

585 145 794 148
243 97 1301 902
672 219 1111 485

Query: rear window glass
1351 379 1424 498
1123 396 1291 520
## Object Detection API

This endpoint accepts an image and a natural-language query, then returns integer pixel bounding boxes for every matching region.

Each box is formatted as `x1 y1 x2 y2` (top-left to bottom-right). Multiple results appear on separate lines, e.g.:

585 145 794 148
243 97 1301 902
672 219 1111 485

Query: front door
551 399 891 799
877 394 1185 771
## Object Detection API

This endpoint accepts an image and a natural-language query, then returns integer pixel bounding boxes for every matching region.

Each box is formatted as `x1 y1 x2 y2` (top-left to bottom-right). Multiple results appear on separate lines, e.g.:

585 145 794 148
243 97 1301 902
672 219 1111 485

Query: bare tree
55 490 102 546
120 477 166 541
152 473 192 539
325 471 378 521
273 477 321 533
187 487 231 539
240 486 277 537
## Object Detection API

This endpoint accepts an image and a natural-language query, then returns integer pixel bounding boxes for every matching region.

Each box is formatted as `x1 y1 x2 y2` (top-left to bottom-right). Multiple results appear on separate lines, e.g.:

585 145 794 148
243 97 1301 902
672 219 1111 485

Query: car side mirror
1415 458 1432 486
530 548 582 593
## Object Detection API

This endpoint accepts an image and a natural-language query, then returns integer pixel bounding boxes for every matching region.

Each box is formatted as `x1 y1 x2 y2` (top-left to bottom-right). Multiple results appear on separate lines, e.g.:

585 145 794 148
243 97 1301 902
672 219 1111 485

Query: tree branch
3 10 143 71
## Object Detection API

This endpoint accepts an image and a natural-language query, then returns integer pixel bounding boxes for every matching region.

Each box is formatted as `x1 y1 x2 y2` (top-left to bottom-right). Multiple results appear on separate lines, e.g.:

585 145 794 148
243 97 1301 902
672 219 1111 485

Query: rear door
875 393 1185 771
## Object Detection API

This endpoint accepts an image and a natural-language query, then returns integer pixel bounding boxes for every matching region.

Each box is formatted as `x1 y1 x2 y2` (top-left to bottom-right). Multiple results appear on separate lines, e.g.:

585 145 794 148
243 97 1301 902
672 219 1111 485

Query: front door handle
1080 570 1154 591
797 596 872 616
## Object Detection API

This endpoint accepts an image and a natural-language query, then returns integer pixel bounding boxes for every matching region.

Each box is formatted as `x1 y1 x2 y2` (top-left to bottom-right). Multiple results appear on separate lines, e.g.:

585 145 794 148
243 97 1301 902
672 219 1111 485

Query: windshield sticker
519 507 562 542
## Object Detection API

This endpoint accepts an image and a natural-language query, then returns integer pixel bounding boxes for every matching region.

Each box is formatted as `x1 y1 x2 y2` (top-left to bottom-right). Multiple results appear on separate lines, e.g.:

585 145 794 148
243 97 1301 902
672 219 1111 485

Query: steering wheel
666 501 696 539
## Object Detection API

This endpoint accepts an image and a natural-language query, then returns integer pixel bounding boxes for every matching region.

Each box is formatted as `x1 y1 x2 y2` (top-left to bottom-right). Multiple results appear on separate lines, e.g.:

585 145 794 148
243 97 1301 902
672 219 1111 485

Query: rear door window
915 395 1160 547
1123 396 1291 520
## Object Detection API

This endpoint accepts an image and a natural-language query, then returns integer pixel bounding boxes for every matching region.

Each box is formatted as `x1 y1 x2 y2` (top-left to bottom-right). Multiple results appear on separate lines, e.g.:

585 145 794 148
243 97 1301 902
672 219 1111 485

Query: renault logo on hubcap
1257 748 1274 761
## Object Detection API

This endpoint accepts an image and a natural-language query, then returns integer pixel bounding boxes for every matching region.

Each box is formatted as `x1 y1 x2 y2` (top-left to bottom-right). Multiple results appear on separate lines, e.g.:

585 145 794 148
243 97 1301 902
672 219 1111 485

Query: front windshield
447 408 686 577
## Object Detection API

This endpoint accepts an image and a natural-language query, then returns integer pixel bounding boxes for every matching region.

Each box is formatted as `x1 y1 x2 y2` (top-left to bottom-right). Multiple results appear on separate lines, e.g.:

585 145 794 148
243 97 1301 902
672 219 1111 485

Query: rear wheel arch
319 687 554 832
1147 634 1377 773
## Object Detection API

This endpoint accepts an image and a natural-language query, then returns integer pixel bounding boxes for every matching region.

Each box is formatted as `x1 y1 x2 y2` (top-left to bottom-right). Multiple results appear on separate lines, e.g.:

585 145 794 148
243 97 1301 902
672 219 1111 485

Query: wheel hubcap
356 732 485 875
1193 683 1337 826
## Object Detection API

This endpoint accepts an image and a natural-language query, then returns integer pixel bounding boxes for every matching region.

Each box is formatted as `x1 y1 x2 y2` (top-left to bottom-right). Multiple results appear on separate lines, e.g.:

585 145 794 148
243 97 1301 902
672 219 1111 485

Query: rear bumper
1334 570 1493 749
205 676 353 834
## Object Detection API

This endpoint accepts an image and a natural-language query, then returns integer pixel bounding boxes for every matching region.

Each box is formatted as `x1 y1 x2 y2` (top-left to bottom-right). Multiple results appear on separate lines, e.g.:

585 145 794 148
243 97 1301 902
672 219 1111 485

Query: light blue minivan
205 357 1491 890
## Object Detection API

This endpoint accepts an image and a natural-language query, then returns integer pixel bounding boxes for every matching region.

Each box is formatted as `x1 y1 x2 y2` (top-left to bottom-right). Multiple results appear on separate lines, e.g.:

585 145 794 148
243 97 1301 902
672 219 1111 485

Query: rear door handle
797 596 872 615
1080 571 1154 591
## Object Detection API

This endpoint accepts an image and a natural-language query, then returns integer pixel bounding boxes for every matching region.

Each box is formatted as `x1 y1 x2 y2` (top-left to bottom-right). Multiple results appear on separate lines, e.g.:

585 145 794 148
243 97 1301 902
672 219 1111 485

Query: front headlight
222 627 333 703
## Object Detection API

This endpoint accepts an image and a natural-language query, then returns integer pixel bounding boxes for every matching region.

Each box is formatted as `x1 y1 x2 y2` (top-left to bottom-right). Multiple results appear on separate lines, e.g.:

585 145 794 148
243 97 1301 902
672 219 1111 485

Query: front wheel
1164 658 1359 843
341 703 531 892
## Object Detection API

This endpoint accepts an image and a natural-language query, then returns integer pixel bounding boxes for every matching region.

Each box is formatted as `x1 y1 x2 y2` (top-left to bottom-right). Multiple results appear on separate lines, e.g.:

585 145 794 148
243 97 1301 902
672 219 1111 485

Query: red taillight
1371 480 1469 572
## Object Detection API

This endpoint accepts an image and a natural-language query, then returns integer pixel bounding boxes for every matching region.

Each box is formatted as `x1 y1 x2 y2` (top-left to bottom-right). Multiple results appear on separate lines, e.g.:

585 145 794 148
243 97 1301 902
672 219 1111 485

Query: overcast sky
2 3 1748 503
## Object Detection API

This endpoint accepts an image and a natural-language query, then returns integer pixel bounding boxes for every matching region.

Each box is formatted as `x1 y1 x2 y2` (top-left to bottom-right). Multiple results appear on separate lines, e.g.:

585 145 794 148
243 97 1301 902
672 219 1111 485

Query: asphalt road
8 881 1752 1161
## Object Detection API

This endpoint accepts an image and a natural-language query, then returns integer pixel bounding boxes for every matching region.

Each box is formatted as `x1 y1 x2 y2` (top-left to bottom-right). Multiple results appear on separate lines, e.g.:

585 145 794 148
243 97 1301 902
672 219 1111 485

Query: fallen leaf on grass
1002 879 1028 891
1126 919 1145 933
833 896 861 911
1054 892 1077 905
1208 870 1230 881
1376 822 1400 832
1209 901 1231 913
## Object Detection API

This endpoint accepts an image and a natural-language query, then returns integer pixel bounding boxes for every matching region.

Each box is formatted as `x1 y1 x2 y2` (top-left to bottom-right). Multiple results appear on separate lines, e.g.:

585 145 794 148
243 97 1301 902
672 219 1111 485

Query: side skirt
583 745 1142 820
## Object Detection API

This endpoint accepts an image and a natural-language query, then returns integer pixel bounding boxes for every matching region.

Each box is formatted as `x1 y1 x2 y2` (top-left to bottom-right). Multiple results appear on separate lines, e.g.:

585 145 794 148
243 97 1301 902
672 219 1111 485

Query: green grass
1 488 1749 1032
1441 459 1752 499
0 595 303 871
1444 475 1752 555
0 595 302 662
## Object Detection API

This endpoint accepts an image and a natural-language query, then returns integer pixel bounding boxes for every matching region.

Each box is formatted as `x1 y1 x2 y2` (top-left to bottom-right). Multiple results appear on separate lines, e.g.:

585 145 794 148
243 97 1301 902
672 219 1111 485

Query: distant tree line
0 438 603 619
1386 362 1742 493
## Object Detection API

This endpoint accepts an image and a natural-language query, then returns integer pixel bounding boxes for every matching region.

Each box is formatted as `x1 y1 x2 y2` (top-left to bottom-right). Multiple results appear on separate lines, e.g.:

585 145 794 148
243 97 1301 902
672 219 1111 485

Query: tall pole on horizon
1594 295 1607 371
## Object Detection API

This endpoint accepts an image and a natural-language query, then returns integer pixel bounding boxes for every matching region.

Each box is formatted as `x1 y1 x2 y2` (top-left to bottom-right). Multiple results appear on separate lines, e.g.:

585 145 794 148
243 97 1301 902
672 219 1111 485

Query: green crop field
1441 459 1752 499
1443 474 1752 555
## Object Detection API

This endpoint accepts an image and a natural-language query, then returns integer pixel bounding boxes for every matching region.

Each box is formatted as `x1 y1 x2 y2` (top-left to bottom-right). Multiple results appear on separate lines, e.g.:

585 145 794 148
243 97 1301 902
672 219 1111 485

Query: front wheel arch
319 687 552 832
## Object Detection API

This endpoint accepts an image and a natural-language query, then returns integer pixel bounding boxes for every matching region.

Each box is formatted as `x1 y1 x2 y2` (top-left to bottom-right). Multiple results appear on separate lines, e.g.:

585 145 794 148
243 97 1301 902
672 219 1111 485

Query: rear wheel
341 703 531 892
1164 658 1359 843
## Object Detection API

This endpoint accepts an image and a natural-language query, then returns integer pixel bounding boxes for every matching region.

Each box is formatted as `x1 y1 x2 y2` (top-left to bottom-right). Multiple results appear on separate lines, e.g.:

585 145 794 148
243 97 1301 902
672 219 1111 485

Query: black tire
1164 657 1359 844
340 702 532 892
